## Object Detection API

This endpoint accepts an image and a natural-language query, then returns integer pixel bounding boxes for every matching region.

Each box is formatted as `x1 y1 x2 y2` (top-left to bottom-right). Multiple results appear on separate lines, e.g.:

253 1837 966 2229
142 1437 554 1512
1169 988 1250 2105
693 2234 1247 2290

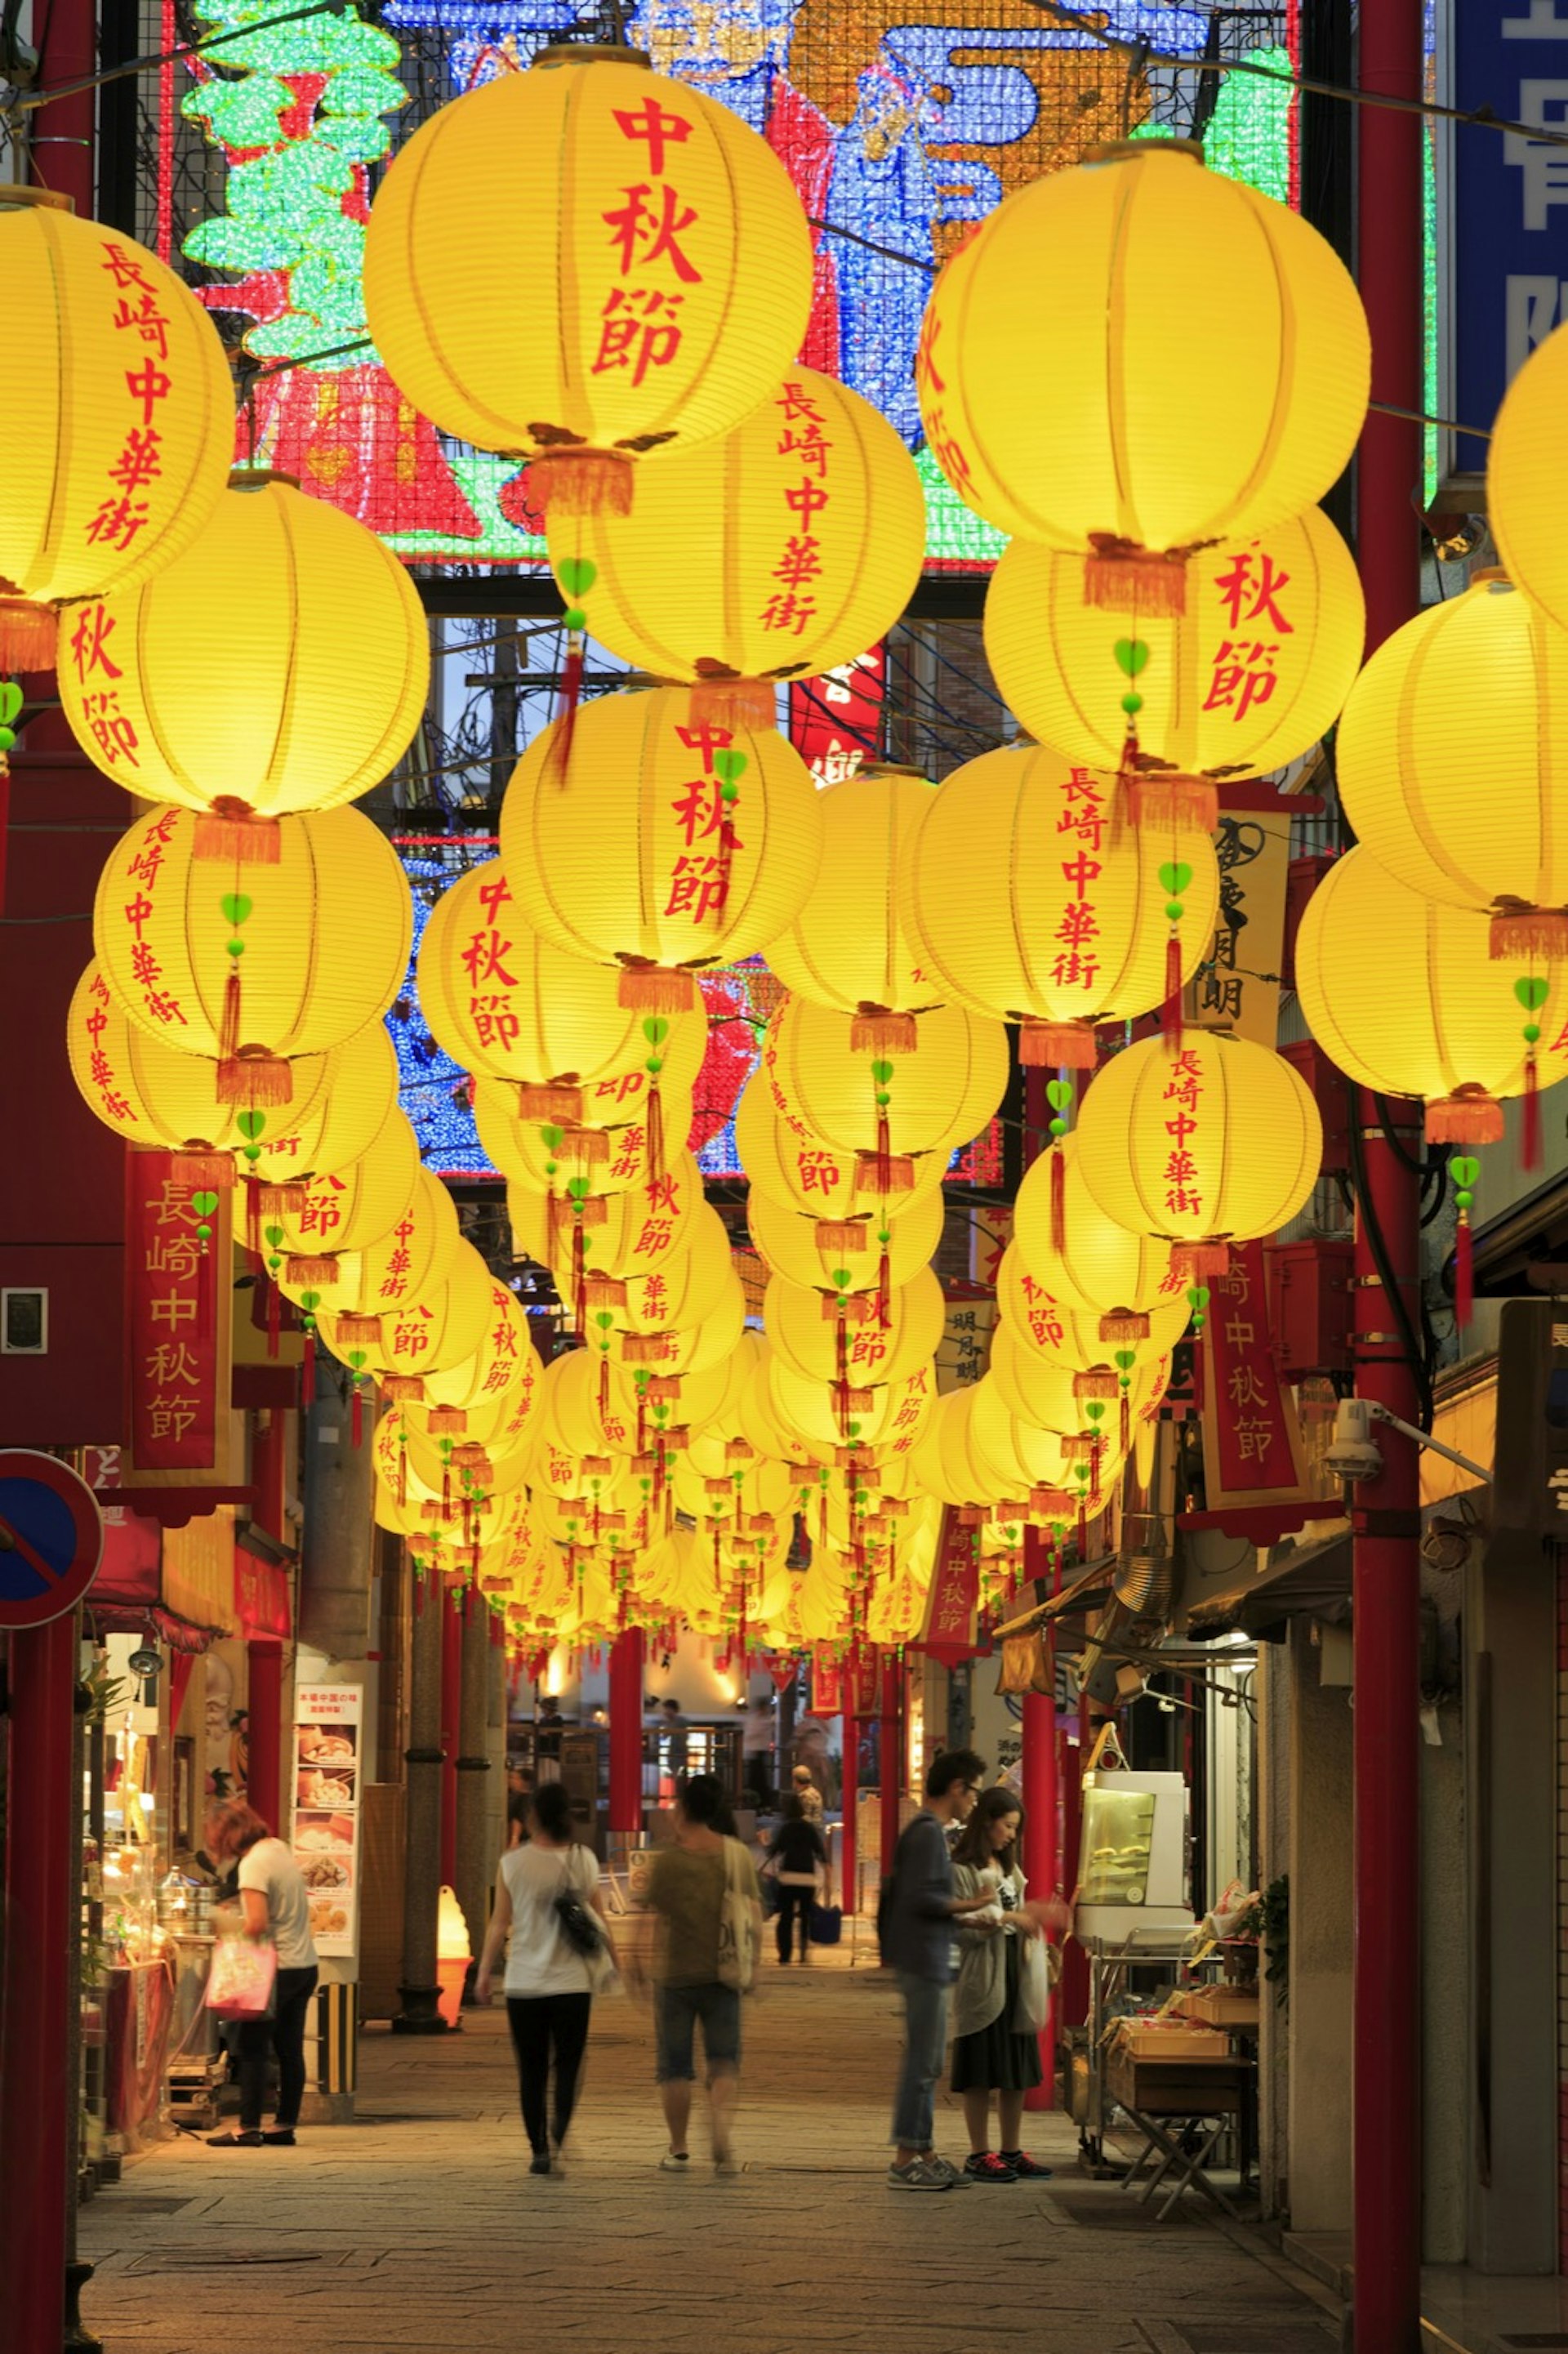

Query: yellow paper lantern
267 1107 423 1276
734 1078 948 1222
93 803 411 1100
747 1181 943 1295
906 742 1220 1065
66 960 400 1185
1294 846 1568 1145
1335 573 1568 957
363 51 813 511
499 684 823 1010
59 476 429 852
418 859 708 1126
766 1354 936 1464
764 1268 942 1393
548 368 923 712
908 1386 1009 1509
763 768 940 1043
915 142 1369 584
542 1148 706 1294
474 1078 696 1197
997 1240 1189 1372
989 1319 1171 1454
984 506 1365 809
1074 1032 1322 1280
318 1238 497 1381
760 996 1009 1183
416 1284 541 1416
284 1167 461 1317
0 190 233 667
1487 319 1568 635
969 1378 1108 1504
1012 1135 1183 1326
405 1353 542 1464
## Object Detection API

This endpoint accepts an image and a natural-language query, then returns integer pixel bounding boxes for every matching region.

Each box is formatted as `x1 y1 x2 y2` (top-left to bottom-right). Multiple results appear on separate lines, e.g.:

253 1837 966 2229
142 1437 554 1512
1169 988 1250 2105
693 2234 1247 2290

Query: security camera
1325 1398 1384 1484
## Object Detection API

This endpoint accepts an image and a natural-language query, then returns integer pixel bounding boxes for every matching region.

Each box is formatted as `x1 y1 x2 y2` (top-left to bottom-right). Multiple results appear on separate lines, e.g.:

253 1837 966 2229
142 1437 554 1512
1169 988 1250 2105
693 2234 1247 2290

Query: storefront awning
1185 1527 1352 1641
1470 1168 1568 1297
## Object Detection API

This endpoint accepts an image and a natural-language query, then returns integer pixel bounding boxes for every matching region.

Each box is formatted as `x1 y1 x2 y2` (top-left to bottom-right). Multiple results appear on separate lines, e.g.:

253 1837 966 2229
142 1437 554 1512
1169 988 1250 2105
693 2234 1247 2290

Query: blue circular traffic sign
0 1453 105 1630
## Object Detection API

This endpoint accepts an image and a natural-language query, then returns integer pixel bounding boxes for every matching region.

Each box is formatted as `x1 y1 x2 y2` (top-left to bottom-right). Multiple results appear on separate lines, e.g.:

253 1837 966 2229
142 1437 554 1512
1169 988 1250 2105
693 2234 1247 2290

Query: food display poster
292 1683 362 1960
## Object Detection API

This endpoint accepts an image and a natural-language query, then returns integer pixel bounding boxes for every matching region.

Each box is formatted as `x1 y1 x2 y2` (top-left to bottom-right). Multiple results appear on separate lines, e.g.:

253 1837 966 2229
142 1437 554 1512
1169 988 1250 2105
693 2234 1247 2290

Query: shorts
655 1981 742 2082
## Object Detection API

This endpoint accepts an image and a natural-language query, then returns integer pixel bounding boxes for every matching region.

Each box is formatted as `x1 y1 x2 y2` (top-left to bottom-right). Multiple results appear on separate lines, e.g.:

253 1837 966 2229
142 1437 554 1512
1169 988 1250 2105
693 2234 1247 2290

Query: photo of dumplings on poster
291 1684 363 1959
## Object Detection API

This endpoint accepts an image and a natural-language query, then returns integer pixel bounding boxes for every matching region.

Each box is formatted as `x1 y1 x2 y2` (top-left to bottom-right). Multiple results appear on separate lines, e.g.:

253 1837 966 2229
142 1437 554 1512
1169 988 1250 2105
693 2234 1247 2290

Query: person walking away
638 1772 762 2175
791 1761 825 1829
880 1749 994 2191
764 1794 827 1965
475 1781 617 2174
505 1764 535 1851
203 1799 318 2148
950 1787 1058 2182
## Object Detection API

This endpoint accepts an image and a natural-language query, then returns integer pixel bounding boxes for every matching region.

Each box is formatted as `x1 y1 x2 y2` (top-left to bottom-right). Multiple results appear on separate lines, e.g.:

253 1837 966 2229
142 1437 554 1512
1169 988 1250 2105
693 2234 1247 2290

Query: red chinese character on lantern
797 1150 841 1195
590 286 685 386
1202 638 1281 720
86 494 150 555
79 692 140 769
1057 770 1107 851
1214 549 1293 635
603 181 702 281
759 589 817 637
69 605 122 682
670 776 741 854
461 924 519 988
111 292 170 360
100 242 154 292
611 96 694 175
123 359 172 426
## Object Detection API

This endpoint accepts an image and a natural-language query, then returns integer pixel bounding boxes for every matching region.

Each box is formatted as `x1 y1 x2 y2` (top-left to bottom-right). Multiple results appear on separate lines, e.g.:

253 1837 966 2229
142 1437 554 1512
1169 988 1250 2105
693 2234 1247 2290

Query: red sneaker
998 2149 1053 2178
963 2151 1019 2182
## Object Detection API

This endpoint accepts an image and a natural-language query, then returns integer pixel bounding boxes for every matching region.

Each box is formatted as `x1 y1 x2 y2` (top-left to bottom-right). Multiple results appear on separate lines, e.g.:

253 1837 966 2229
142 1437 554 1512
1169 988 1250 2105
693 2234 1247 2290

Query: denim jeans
892 1970 950 2150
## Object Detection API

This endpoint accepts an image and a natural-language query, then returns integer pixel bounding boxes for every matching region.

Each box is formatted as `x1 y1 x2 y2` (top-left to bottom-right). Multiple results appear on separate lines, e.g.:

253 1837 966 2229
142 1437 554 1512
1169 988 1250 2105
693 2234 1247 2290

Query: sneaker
659 2151 691 2173
529 2154 551 2176
963 2151 1019 2182
921 2153 964 2186
998 2149 1052 2178
887 2158 951 2191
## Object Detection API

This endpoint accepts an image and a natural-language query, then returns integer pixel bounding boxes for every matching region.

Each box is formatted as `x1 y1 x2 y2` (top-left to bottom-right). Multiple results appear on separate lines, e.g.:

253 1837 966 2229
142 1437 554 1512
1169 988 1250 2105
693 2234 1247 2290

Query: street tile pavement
79 1959 1338 2354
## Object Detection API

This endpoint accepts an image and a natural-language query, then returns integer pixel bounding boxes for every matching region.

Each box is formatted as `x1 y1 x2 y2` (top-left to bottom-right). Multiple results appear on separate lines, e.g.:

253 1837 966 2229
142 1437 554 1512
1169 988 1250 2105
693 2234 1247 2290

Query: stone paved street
79 1957 1339 2354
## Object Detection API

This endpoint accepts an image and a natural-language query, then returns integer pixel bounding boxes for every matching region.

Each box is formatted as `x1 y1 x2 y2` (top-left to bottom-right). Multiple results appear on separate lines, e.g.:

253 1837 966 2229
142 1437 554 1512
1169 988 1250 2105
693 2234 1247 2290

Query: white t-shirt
500 1842 600 1997
237 1836 318 1971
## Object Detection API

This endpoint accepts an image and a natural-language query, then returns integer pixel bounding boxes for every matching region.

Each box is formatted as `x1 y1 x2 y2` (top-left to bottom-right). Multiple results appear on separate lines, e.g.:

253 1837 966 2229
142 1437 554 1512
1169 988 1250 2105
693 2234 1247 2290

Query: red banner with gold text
123 1151 232 1479
1200 1238 1311 1512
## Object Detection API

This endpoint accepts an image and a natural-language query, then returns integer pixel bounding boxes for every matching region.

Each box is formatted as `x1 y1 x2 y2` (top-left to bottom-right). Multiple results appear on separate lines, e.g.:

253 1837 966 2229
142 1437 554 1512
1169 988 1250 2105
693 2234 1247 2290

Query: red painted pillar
1061 1701 1089 2027
1353 0 1424 2343
1021 1527 1058 2111
440 1587 461 1888
247 1638 283 1830
0 1615 78 2354
608 1626 644 1836
878 1660 902 1875
840 1708 858 1912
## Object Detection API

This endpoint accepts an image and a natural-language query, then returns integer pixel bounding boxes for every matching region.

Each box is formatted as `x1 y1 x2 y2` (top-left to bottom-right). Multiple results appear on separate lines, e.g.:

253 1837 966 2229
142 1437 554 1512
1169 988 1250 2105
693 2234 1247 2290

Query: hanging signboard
122 1151 234 1486
919 1507 980 1664
1199 1239 1312 1514
1187 811 1292 1051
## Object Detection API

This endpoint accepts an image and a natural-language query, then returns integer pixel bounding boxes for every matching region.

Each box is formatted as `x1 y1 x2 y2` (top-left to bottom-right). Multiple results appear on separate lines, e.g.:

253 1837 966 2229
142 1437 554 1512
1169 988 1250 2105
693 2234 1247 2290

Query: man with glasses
881 1748 993 2190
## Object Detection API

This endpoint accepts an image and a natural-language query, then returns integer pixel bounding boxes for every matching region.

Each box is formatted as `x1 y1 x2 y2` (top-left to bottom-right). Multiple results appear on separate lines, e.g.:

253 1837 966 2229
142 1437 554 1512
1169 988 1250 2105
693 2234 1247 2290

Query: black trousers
775 1882 813 1964
237 1964 318 2130
506 1992 592 2156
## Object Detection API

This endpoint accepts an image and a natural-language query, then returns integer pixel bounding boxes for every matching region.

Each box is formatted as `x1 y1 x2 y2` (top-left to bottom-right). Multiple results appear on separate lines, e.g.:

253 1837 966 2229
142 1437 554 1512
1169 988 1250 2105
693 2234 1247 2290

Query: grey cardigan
950 1861 1028 2041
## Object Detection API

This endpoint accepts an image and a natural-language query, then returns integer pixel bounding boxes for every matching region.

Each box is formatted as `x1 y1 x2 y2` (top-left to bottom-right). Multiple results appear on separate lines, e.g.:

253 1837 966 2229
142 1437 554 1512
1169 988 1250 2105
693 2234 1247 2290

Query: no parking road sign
0 1451 105 1630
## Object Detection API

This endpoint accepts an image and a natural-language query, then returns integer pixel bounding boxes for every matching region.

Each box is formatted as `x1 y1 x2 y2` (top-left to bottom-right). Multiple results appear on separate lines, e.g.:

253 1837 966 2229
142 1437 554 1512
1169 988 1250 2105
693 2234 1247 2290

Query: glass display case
1074 1768 1192 1942
1080 1785 1159 1906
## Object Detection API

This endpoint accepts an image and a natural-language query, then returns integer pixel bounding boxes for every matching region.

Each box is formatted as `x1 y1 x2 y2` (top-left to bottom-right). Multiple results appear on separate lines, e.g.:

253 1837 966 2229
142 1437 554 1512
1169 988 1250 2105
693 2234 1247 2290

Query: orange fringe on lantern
1126 773 1218 835
0 593 56 673
724 1438 754 1465
517 1081 583 1124
1084 539 1188 617
529 445 634 517
705 1478 732 1505
285 1255 338 1285
1019 1018 1098 1068
1031 1485 1074 1520
333 1313 381 1346
1073 1367 1120 1402
257 1182 306 1215
617 960 696 1014
622 1332 673 1363
172 1149 234 1191
583 1273 629 1310
382 1375 425 1403
850 1005 919 1055
575 1196 608 1229
688 674 777 732
1099 1307 1149 1342
1170 1239 1232 1282
957 1505 987 1528
644 1374 682 1403
1425 1087 1504 1146
560 1124 609 1165
425 1402 466 1434
815 1219 867 1252
193 800 282 864
217 1046 292 1107
855 1150 914 1194
821 1291 874 1322
1058 1433 1095 1464
1490 901 1568 961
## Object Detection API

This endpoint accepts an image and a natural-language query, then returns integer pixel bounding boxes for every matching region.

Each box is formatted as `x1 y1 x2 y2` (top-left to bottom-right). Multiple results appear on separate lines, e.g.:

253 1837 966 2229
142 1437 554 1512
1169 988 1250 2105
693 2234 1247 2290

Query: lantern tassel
689 675 776 732
285 1255 336 1286
552 632 585 784
1083 539 1188 617
816 1220 866 1253
1051 1144 1067 1255
399 1431 408 1511
1077 1499 1088 1555
172 1150 234 1193
1020 1019 1097 1069
1161 934 1184 1050
647 1074 665 1186
1120 1391 1130 1455
1490 902 1568 962
1524 1050 1544 1173
518 1082 583 1124
217 1047 292 1107
531 445 634 519
599 1353 610 1418
851 1006 919 1055
219 966 242 1063
1129 774 1219 836
0 595 56 673
1100 1307 1150 1343
1172 1240 1232 1282
301 1328 315 1411
1455 1211 1474 1329
878 1239 892 1328
875 1109 893 1197
193 801 282 864
617 960 696 1014
1425 1089 1505 1147
351 1377 363 1449
267 1276 280 1358
572 1222 586 1342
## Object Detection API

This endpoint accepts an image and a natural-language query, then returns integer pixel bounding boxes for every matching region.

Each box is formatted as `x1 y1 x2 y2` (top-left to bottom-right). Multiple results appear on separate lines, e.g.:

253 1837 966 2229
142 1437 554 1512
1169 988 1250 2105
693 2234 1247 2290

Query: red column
0 1615 78 2354
1059 1719 1088 2026
1354 1 1424 2345
440 1587 461 1888
608 1625 644 1837
247 1639 283 1830
878 1661 902 1875
1020 1527 1058 2111
840 1709 858 1912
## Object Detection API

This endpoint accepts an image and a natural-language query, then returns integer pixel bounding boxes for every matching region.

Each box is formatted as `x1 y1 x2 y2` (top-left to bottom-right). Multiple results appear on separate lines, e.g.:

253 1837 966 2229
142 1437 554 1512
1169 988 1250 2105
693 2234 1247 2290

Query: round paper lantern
984 505 1365 817
763 768 940 1042
285 1168 461 1317
1013 1136 1182 1326
1074 1032 1322 1278
417 1284 540 1416
66 960 400 1184
747 1180 944 1295
317 1239 496 1383
549 369 923 712
906 742 1220 1065
915 141 1369 582
93 802 412 1099
405 1353 541 1465
0 190 232 668
766 1355 936 1464
363 52 813 510
764 1267 944 1391
1295 845 1568 1147
907 1386 1006 1509
969 1378 1110 1504
1487 320 1568 635
989 1319 1171 1456
997 1239 1189 1371
575 1200 734 1354
419 860 708 1128
760 996 1009 1182
499 684 823 1010
1335 572 1568 956
59 475 429 852
267 1106 423 1277
734 1079 947 1221
569 1148 706 1278
474 1077 696 1198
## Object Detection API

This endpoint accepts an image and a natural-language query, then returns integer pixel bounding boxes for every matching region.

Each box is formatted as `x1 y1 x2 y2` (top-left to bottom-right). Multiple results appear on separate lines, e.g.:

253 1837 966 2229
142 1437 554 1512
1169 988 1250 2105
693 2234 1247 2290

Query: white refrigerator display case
1074 1768 1193 1944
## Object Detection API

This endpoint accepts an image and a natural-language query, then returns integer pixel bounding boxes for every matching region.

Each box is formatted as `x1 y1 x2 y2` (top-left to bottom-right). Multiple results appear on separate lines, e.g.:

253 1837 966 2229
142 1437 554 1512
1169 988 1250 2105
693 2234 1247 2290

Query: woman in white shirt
475 1781 618 2174
203 1799 318 2149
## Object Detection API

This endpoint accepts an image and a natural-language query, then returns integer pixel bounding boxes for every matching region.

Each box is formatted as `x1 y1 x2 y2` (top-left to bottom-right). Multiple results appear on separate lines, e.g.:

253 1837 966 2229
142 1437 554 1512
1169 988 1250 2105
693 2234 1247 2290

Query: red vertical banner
123 1148 233 1480
920 1506 978 1665
848 1647 887 1719
787 644 885 784
1199 1237 1311 1510
809 1656 844 1716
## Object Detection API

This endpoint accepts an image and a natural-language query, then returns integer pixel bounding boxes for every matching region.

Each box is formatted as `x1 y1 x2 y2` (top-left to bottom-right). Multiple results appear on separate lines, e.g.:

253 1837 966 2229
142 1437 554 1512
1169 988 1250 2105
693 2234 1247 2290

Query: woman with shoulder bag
203 1799 318 2150
948 1788 1060 2183
763 1793 828 1965
475 1781 618 2175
